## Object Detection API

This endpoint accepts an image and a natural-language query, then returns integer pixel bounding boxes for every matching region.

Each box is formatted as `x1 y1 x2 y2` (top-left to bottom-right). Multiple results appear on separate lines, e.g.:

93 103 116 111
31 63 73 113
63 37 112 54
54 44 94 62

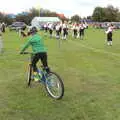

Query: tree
40 9 57 17
0 12 13 25
15 14 31 25
71 14 81 23
4 15 13 25
29 8 39 17
116 12 120 22
92 5 120 22
92 7 105 22
0 12 4 23
104 5 119 22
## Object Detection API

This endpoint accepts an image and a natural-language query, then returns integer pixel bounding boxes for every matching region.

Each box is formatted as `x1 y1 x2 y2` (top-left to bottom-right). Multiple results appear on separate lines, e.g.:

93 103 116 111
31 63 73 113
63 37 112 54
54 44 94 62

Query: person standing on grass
48 23 54 38
62 21 68 40
1 22 5 33
20 27 50 81
55 22 61 39
0 23 3 53
78 22 86 40
105 23 114 46
72 23 78 38
44 23 48 33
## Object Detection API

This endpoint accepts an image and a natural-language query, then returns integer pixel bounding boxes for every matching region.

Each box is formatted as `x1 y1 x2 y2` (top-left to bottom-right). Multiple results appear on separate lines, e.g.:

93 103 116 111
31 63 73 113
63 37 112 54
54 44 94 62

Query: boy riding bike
20 27 50 81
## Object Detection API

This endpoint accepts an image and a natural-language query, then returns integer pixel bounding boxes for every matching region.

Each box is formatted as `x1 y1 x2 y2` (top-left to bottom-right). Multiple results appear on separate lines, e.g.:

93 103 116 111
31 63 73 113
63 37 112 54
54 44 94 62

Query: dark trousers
56 30 60 36
59 27 62 34
63 28 68 39
107 32 112 41
49 29 53 35
73 29 77 38
45 27 48 32
32 52 48 72
79 29 84 37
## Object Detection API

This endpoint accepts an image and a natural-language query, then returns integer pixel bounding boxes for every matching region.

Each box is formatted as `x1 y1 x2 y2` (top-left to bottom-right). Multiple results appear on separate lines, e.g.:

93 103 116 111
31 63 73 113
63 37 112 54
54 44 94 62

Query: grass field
0 28 120 120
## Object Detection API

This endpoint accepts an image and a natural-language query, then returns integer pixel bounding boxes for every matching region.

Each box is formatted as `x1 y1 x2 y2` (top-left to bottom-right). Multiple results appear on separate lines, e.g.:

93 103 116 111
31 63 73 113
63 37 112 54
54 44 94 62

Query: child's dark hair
21 31 27 37
29 27 38 34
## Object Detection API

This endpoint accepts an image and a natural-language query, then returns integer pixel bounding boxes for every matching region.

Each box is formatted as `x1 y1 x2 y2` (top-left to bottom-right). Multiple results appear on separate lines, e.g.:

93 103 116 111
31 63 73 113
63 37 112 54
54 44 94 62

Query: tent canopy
34 17 60 22
31 17 61 29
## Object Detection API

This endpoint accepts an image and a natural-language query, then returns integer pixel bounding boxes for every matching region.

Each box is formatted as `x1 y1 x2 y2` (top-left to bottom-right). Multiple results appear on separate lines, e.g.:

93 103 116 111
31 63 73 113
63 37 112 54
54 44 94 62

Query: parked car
114 23 120 29
8 22 26 31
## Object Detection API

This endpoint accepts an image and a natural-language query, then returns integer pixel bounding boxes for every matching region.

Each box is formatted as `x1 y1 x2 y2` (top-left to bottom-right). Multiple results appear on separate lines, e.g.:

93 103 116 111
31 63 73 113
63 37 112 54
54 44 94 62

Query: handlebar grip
20 52 33 55
22 52 29 54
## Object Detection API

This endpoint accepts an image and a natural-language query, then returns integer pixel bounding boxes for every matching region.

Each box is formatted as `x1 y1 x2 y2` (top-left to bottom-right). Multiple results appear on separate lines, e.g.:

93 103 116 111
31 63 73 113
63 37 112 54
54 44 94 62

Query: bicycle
21 52 64 100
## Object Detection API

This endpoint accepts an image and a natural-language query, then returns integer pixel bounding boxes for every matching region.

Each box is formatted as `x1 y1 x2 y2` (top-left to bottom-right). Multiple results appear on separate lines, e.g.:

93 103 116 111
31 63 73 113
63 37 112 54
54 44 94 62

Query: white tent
31 17 61 29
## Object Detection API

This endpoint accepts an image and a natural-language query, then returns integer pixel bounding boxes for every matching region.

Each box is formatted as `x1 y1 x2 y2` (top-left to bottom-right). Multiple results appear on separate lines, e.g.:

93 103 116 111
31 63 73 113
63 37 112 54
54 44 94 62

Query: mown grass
0 27 120 120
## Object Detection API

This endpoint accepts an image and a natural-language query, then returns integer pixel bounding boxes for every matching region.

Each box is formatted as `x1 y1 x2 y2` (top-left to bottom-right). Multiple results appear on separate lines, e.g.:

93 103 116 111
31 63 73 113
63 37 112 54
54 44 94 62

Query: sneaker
33 72 40 82
43 67 50 73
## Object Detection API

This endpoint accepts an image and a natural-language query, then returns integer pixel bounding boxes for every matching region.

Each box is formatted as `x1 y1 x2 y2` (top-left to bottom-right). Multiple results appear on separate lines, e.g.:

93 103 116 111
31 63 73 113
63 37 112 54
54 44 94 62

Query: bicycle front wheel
45 72 64 100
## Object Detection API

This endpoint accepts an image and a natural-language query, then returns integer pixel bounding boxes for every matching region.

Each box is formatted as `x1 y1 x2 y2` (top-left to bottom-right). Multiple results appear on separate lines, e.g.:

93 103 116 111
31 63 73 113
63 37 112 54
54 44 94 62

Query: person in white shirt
105 23 114 46
62 21 68 40
55 22 61 39
48 23 53 38
1 22 5 33
78 22 86 40
44 23 48 33
72 23 78 38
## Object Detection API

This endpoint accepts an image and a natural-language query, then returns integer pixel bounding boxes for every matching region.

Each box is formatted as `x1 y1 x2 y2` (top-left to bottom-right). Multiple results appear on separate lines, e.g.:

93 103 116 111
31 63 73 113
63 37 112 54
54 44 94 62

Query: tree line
0 5 120 25
0 8 67 25
71 5 120 23
92 5 120 22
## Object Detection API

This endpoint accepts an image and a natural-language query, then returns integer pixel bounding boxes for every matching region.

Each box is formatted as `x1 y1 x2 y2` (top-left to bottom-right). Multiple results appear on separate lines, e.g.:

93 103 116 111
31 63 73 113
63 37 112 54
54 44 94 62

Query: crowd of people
21 20 115 47
41 21 88 40
40 21 115 46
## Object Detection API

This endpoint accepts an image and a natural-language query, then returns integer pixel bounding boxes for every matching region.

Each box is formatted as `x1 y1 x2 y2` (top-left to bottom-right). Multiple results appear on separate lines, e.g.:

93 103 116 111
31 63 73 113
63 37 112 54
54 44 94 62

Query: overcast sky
1 0 120 17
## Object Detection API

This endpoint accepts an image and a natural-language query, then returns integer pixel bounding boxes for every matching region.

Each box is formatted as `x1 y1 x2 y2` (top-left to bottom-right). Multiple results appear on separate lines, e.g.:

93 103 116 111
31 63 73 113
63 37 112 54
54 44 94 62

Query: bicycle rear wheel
45 72 64 100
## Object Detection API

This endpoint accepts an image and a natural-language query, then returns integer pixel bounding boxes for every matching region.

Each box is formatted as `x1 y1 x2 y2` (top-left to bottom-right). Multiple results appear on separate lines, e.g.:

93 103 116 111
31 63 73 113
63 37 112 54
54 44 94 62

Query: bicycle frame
21 52 64 99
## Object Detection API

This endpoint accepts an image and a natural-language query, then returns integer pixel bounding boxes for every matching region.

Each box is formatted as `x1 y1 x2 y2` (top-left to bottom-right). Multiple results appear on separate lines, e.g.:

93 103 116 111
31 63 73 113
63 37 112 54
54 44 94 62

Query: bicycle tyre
45 71 64 100
27 64 32 86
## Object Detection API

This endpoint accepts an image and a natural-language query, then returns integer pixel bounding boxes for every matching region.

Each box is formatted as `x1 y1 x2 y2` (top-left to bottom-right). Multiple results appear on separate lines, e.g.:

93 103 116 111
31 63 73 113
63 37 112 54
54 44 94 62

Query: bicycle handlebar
20 52 33 54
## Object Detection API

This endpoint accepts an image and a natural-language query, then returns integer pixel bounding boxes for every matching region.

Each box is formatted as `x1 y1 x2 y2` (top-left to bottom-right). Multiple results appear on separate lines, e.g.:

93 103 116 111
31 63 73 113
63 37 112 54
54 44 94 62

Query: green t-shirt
20 33 47 53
